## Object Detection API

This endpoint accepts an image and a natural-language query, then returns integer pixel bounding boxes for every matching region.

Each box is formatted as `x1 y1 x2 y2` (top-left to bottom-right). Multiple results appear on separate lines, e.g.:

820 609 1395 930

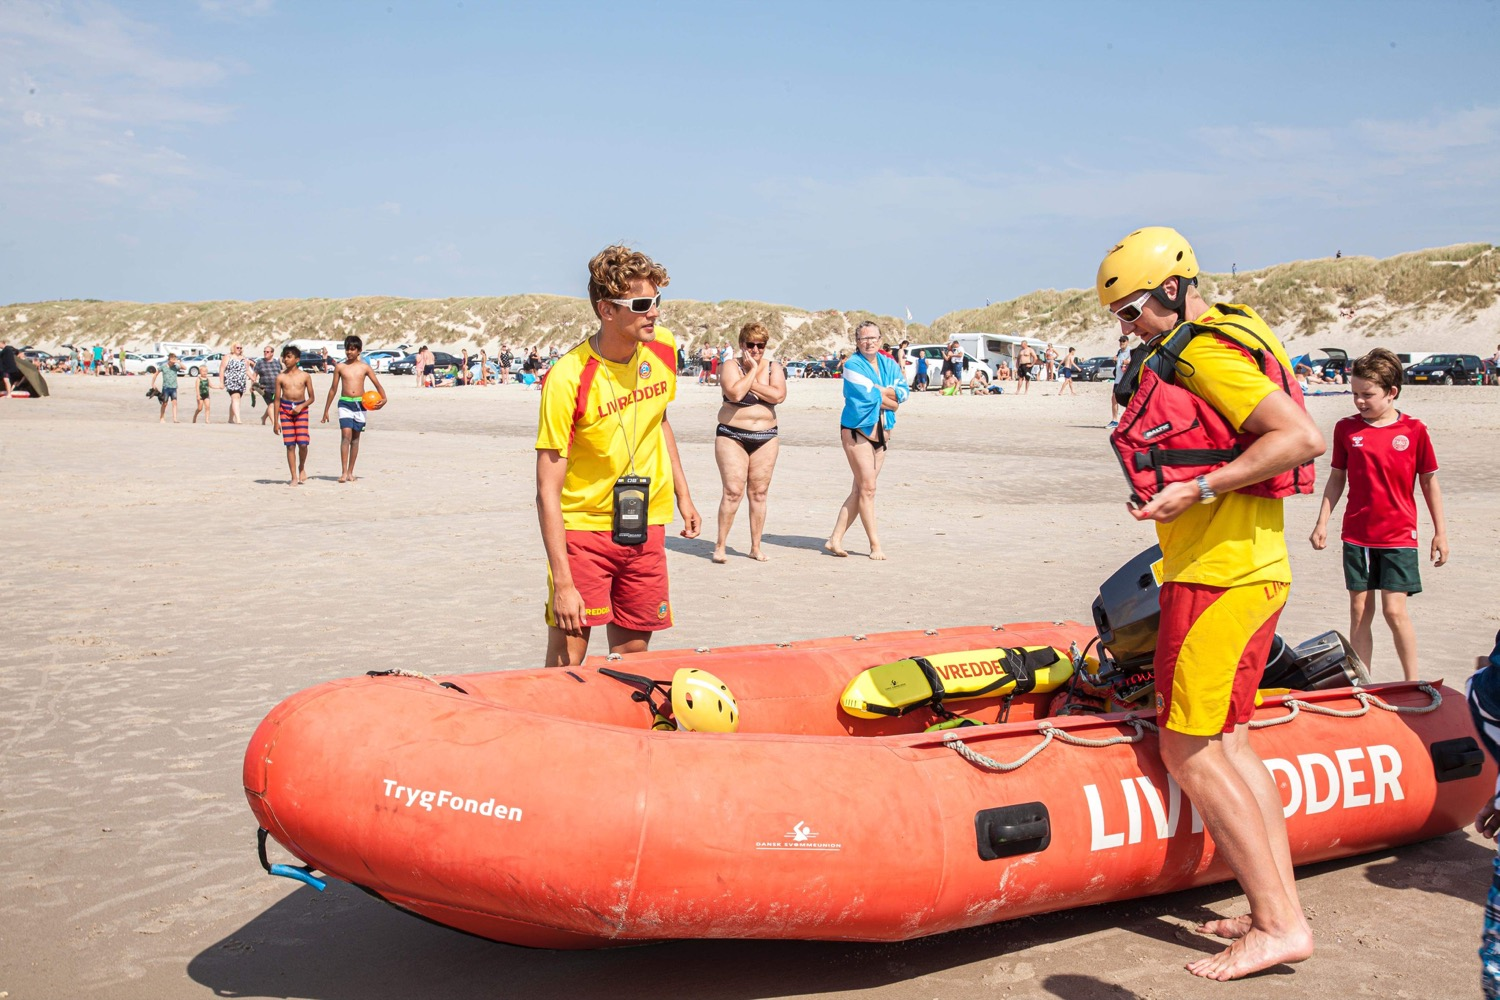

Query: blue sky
2 0 1497 319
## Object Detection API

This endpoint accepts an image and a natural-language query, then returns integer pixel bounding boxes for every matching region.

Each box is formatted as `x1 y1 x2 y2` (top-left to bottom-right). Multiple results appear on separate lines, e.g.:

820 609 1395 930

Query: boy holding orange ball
322 334 387 483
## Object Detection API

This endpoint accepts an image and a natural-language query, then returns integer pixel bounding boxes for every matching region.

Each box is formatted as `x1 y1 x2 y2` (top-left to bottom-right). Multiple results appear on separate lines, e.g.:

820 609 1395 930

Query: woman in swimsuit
218 343 250 424
826 321 907 560
712 322 786 563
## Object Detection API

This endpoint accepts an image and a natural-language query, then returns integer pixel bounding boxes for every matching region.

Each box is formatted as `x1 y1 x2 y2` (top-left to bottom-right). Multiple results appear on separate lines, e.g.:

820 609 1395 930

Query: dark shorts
1343 543 1422 594
546 524 671 632
1017 363 1033 381
160 387 177 401
258 386 275 404
423 364 436 376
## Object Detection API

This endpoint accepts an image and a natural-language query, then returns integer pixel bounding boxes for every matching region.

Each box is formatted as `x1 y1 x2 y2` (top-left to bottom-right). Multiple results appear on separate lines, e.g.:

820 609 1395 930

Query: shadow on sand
186 856 1380 1000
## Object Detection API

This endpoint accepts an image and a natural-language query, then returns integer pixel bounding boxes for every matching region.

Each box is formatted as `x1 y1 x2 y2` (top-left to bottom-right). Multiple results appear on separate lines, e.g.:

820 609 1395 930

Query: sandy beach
3 371 1499 1000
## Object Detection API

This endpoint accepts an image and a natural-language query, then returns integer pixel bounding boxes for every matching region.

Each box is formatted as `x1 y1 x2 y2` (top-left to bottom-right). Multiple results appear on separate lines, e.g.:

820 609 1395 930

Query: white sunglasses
1109 290 1152 323
607 294 661 314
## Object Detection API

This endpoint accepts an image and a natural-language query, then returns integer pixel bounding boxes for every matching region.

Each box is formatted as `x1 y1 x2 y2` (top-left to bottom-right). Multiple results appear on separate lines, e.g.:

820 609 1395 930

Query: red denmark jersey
1331 412 1438 549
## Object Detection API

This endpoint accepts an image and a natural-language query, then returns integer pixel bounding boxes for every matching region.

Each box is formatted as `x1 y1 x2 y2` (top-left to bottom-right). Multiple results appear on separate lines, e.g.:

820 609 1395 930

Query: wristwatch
1194 475 1217 504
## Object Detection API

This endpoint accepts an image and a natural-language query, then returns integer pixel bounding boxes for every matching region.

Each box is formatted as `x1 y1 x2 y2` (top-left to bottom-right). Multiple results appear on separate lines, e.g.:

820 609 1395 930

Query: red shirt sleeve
1414 421 1438 475
1330 419 1348 471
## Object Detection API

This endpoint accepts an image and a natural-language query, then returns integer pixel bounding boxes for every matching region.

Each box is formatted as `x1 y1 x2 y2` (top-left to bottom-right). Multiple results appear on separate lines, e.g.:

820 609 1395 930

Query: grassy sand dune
4 243 1495 360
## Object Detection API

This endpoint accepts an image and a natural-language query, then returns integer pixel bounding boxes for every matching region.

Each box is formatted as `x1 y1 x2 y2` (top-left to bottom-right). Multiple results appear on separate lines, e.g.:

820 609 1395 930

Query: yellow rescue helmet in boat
671 668 740 733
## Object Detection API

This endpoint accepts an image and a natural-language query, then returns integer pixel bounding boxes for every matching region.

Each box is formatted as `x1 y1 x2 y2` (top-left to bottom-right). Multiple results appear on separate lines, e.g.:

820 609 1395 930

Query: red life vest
1110 305 1315 506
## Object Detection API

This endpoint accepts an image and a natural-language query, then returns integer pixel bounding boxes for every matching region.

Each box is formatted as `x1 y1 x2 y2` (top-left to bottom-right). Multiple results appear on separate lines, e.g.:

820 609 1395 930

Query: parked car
388 351 462 375
903 344 994 387
1405 353 1483 385
782 360 808 379
362 350 403 373
296 351 339 374
180 353 223 377
121 352 168 375
1077 356 1116 382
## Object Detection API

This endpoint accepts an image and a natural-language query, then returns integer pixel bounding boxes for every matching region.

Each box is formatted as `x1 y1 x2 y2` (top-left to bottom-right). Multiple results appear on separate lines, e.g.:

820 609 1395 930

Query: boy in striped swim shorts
321 334 386 483
272 345 315 486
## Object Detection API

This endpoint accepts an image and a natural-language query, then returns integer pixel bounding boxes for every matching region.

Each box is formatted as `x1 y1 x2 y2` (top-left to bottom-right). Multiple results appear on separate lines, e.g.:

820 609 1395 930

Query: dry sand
3 371 1499 1000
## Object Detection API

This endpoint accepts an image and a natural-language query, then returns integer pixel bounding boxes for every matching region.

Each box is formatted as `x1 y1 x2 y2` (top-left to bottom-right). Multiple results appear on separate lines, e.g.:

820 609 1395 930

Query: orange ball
361 390 385 410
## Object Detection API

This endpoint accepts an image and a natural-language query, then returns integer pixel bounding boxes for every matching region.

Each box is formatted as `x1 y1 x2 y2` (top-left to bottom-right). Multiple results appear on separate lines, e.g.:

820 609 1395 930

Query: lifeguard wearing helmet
1096 227 1201 323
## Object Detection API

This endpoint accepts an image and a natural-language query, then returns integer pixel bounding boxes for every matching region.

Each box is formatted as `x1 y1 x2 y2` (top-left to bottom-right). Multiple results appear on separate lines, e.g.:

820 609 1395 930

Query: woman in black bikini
712 322 786 563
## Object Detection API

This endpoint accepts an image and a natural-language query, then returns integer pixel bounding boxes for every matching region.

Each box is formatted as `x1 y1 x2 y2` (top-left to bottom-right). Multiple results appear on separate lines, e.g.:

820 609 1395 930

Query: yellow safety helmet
670 668 740 733
1096 227 1200 306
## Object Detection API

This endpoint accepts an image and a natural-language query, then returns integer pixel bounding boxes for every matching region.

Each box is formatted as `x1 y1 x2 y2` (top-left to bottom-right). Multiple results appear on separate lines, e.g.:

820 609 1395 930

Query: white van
155 341 211 358
902 332 1051 387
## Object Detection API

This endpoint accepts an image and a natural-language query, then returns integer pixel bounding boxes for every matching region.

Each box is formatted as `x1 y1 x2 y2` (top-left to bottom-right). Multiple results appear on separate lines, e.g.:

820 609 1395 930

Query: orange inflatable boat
244 622 1491 948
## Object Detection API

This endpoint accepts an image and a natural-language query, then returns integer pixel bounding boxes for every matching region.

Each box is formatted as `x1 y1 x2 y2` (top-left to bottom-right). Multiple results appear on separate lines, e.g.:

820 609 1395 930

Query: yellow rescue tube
840 646 1073 719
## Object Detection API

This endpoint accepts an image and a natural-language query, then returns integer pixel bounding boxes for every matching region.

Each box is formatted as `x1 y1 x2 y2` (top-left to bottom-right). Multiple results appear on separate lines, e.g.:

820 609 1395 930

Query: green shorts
1343 543 1422 595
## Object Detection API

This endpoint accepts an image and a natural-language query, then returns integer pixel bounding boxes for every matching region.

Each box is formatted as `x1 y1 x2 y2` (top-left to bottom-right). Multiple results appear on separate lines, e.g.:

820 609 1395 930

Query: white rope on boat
944 719 1154 772
946 684 1441 772
381 668 444 686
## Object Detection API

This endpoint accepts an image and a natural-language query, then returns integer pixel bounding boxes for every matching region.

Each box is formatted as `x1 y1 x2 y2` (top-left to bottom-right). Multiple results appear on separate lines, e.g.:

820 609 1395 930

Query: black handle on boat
257 827 327 892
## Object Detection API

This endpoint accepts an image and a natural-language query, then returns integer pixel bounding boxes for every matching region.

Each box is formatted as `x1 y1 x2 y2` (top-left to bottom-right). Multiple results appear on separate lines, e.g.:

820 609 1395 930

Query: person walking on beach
321 335 386 483
826 321 907 560
1016 343 1037 394
254 346 281 425
218 344 251 424
1100 226 1323 981
92 344 104 376
272 345 315 485
1057 347 1080 395
150 354 181 422
192 368 212 422
1109 334 1133 428
1308 348 1447 680
535 245 700 668
1044 343 1059 381
418 345 435 388
712 322 786 564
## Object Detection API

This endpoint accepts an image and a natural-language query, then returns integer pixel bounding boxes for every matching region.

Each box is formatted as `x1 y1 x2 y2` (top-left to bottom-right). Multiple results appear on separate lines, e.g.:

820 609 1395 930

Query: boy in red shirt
1309 348 1448 680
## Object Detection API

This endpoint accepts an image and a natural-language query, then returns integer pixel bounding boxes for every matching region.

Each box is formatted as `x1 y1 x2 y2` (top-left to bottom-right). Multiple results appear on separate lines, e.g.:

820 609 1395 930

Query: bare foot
869 549 887 560
338 475 349 483
749 550 769 562
298 473 308 484
823 540 848 557
1185 924 1313 981
711 550 728 564
1197 915 1252 940
288 479 297 487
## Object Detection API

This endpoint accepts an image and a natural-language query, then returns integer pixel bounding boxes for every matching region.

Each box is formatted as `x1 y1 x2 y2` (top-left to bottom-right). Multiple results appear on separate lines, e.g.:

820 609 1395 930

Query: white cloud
94 172 124 187
376 201 401 216
0 1 233 207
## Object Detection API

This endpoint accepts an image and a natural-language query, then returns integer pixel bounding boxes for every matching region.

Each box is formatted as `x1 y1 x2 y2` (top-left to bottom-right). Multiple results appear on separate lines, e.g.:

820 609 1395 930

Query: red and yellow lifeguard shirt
1155 305 1293 588
536 327 678 531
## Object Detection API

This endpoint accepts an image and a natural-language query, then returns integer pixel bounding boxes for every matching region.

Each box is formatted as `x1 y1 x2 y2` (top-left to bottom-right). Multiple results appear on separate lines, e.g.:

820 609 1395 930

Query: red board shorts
545 524 672 632
1154 580 1288 736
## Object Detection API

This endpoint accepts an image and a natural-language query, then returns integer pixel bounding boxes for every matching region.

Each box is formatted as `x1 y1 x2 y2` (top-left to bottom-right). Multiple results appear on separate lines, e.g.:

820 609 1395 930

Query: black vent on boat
974 802 1051 861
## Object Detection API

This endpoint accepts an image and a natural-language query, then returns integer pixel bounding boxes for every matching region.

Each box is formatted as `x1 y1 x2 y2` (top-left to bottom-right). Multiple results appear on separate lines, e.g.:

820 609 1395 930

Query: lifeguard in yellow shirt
1099 228 1325 982
535 246 701 667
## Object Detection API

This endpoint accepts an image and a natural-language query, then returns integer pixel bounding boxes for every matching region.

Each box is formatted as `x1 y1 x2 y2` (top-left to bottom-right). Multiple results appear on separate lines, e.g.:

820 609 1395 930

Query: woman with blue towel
825 322 907 559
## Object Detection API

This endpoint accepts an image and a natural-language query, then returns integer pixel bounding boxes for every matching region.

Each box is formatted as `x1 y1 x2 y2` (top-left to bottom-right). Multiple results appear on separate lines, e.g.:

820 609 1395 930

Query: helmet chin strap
1150 275 1199 326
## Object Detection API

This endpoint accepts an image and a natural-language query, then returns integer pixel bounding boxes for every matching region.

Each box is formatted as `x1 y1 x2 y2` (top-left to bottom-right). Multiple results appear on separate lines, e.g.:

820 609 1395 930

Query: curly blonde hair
587 245 669 316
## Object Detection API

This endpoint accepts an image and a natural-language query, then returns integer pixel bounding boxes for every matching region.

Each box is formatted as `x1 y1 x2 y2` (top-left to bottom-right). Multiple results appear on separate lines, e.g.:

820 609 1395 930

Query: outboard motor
1260 630 1369 690
1091 545 1164 676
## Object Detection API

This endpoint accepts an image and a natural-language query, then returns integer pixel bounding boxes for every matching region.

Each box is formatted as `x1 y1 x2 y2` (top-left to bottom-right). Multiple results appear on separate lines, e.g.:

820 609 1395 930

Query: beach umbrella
11 357 49 397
